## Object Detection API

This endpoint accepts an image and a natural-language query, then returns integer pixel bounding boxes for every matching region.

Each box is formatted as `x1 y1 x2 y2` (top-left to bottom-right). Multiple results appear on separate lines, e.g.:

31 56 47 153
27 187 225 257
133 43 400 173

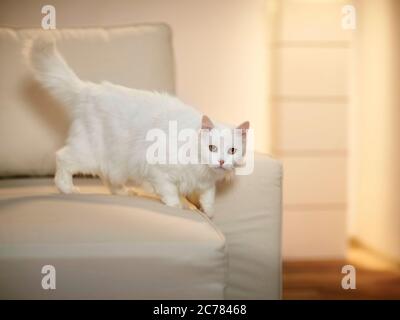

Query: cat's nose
219 160 225 166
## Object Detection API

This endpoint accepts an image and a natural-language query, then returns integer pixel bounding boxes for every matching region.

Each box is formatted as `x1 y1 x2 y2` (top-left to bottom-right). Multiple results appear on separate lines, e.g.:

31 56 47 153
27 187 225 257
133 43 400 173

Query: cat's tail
25 36 84 109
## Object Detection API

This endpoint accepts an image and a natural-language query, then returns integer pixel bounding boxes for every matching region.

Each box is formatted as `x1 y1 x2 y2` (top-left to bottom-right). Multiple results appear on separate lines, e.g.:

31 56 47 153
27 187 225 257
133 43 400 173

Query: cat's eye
228 148 237 155
209 145 218 152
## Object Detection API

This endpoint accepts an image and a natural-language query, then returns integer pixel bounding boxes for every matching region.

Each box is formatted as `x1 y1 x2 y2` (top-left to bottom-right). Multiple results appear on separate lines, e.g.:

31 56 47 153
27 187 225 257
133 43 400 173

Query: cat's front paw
162 197 183 209
200 205 215 218
57 185 80 194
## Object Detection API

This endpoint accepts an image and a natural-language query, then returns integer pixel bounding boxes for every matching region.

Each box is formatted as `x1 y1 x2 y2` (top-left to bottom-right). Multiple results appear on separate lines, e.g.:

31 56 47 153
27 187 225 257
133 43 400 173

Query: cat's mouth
210 165 232 172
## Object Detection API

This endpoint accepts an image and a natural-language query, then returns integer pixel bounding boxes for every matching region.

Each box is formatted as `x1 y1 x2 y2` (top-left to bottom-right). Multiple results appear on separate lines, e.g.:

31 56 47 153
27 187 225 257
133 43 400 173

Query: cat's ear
237 121 250 136
201 115 214 130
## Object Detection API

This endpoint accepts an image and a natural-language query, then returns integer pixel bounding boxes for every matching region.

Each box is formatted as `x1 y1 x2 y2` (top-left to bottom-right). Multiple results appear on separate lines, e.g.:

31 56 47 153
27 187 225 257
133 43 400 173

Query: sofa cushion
0 24 175 176
0 178 226 299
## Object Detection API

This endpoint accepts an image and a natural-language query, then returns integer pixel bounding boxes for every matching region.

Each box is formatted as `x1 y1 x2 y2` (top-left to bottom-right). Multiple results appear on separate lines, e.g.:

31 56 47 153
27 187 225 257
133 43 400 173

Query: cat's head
199 115 249 173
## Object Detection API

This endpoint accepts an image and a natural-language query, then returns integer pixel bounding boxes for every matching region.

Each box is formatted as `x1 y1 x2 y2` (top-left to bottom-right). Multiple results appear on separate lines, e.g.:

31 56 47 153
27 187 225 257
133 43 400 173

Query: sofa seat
0 178 227 299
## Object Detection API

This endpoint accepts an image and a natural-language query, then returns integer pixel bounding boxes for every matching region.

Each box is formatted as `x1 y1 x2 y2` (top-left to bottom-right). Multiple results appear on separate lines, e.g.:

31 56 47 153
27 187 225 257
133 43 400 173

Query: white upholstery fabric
0 153 282 299
0 178 226 299
0 25 175 176
214 154 282 299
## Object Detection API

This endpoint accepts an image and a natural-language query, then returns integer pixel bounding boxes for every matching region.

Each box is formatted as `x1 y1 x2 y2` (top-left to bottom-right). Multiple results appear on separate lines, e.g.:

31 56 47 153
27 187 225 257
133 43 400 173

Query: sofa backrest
0 24 175 176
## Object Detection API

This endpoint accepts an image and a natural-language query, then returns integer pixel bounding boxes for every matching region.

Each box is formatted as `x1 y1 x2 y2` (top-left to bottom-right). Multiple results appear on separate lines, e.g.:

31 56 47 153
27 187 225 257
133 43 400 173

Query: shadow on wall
22 78 69 142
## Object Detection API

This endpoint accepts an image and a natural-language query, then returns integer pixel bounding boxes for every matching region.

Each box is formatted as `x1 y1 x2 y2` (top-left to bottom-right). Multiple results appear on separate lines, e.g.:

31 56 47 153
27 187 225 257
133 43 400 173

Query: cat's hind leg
108 182 130 196
101 175 131 196
54 146 83 194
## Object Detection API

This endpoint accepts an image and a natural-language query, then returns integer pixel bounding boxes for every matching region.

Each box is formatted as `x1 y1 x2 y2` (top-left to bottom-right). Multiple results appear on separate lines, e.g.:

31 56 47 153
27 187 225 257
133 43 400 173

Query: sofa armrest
213 153 283 299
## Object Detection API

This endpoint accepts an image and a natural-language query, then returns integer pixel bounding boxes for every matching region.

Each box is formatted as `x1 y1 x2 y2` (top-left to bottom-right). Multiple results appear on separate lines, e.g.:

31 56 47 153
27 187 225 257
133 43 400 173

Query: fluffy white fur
26 37 249 217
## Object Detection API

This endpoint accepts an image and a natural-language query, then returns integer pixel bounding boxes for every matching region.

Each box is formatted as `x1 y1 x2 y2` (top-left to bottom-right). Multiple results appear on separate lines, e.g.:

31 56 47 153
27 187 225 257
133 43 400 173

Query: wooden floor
283 260 400 299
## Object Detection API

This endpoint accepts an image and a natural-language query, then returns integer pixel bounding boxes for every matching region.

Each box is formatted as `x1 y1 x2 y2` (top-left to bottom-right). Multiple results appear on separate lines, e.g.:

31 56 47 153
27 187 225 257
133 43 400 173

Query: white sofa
0 24 282 299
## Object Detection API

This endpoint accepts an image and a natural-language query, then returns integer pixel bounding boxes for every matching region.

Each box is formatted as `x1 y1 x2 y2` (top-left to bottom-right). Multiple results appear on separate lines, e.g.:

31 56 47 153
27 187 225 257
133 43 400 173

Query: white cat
26 37 249 217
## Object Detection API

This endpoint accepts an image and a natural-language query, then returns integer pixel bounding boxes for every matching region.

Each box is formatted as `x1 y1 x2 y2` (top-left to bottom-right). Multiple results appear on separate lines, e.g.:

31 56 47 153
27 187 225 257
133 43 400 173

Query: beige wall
351 0 400 260
273 0 352 259
0 0 270 152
